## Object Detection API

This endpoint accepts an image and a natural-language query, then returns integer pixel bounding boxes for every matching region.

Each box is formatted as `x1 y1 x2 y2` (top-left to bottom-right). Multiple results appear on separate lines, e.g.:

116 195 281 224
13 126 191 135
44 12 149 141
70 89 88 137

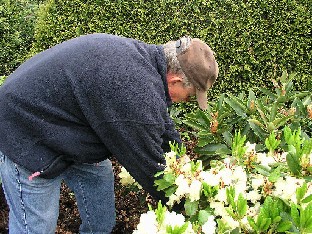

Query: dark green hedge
9 0 312 94
0 0 41 76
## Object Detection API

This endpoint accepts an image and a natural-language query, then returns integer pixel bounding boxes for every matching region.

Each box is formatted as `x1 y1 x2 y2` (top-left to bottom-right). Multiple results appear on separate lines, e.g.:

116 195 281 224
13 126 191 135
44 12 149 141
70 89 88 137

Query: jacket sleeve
161 117 182 153
95 120 170 203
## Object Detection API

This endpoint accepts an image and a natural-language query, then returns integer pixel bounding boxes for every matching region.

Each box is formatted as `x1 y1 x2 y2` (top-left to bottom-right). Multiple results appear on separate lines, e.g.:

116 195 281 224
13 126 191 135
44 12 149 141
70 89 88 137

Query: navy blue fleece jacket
0 33 181 200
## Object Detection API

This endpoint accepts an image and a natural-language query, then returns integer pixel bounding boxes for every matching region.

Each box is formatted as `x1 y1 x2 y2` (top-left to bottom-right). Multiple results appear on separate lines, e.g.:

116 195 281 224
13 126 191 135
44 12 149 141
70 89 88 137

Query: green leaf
296 183 307 203
272 216 282 223
198 110 213 125
269 101 278 122
202 182 218 197
268 166 282 183
255 99 269 124
225 207 235 218
300 203 312 230
290 203 300 226
237 193 248 218
163 173 176 184
272 115 293 129
155 201 166 224
167 222 189 234
260 196 273 218
183 119 206 131
288 145 297 155
286 153 301 176
280 70 288 83
198 210 210 225
258 215 271 231
217 94 226 110
249 119 268 141
302 194 312 203
225 94 248 118
199 143 229 155
184 199 198 216
247 216 258 231
154 171 164 178
265 131 281 153
222 131 233 147
276 221 292 232
226 187 236 209
197 134 214 147
165 185 178 197
258 87 277 100
155 178 173 191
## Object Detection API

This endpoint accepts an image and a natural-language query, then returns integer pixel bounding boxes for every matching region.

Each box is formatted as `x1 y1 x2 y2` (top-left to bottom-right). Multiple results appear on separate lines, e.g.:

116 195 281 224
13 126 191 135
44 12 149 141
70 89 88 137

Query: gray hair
163 37 192 87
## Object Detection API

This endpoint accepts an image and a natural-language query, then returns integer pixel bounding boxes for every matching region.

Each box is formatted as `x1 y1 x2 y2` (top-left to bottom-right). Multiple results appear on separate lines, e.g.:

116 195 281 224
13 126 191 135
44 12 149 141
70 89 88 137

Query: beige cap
176 37 219 110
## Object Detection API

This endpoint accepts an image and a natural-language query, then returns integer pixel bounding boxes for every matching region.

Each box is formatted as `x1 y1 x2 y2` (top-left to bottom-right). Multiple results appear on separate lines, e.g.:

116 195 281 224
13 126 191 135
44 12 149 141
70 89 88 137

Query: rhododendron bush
121 127 312 234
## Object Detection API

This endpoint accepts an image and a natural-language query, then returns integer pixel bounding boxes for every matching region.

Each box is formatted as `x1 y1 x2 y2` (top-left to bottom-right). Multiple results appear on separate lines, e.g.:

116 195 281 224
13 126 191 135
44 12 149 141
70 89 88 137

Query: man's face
167 76 196 103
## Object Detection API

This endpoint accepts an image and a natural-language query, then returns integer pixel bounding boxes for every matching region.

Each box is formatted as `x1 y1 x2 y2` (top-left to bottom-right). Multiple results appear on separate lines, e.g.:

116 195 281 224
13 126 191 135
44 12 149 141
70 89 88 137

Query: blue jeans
0 151 115 234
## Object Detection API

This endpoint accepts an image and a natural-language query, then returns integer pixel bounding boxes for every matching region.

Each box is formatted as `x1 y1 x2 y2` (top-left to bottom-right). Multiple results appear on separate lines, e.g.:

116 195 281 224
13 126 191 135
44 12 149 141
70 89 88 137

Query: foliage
0 76 6 86
184 72 312 167
0 76 5 184
134 131 312 233
0 0 42 76
133 201 194 234
28 0 311 95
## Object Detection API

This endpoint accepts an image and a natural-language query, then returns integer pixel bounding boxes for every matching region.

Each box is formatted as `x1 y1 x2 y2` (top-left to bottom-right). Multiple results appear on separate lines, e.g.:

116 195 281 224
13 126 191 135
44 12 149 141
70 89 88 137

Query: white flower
246 142 256 153
165 151 177 159
189 180 202 201
235 182 247 199
202 215 216 234
184 223 196 234
175 175 190 197
167 194 180 207
247 202 260 218
164 151 177 170
210 201 227 216
199 171 220 186
221 215 240 230
161 211 196 233
256 153 276 168
162 210 186 228
251 175 265 190
224 157 231 168
232 166 247 182
272 177 287 197
272 176 304 203
119 167 136 186
181 163 192 173
218 168 233 185
133 211 158 234
278 152 288 162
247 190 262 204
215 188 227 203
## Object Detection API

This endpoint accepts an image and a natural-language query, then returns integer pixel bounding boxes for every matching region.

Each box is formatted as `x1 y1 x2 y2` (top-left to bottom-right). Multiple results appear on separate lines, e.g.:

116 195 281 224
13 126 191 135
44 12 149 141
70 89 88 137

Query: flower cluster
133 202 196 234
134 129 312 234
118 166 142 189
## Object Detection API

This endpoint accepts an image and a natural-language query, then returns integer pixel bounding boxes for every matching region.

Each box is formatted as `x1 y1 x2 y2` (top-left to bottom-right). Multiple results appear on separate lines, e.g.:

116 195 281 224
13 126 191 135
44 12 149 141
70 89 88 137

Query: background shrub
29 0 311 97
1 0 310 96
0 0 42 76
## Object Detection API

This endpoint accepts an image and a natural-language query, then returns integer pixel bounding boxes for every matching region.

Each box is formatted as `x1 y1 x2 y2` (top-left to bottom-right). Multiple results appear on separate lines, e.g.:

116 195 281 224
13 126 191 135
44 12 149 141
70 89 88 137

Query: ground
0 138 197 233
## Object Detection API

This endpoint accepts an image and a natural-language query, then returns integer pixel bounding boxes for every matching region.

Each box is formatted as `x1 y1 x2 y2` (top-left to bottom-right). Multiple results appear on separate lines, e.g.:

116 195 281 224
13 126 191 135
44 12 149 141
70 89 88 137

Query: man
0 34 218 233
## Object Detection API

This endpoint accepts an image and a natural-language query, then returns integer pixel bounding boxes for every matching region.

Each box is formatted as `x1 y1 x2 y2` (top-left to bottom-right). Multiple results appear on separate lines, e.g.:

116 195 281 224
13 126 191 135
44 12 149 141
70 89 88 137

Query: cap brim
196 89 208 110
